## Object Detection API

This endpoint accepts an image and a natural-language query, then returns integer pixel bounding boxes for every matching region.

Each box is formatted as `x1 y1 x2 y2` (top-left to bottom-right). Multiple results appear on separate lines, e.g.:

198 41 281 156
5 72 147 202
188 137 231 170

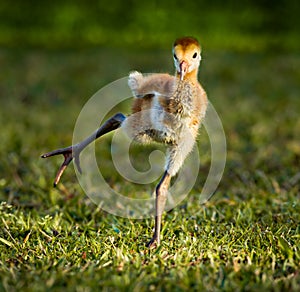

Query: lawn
0 46 299 291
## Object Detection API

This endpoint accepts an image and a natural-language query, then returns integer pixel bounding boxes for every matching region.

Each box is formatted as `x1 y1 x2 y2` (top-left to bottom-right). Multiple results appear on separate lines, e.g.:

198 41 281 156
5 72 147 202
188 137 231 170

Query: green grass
0 48 299 291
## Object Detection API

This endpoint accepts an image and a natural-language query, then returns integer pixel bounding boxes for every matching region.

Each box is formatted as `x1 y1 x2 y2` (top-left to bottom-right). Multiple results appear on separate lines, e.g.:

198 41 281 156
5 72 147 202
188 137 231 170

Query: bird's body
125 74 206 142
42 36 208 247
124 37 207 176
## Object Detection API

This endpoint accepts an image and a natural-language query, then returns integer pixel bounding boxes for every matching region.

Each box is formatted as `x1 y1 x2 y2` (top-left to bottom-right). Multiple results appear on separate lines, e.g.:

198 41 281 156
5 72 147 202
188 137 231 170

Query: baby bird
42 37 207 248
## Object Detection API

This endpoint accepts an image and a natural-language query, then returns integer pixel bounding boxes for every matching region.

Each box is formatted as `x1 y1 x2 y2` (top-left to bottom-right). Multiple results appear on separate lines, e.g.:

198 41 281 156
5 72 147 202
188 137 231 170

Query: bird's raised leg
147 170 171 248
41 112 126 186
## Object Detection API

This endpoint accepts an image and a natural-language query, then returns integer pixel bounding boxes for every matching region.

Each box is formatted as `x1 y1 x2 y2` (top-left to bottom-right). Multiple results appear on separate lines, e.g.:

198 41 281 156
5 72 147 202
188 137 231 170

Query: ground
0 48 299 291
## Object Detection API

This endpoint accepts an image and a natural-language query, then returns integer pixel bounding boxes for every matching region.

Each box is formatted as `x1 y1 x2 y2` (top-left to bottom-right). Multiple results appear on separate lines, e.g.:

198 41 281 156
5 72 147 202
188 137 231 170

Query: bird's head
172 37 201 81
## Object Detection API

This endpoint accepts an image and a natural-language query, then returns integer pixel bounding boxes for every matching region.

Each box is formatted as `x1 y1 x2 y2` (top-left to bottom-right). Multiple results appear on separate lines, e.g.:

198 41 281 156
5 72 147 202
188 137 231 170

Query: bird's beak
179 61 188 81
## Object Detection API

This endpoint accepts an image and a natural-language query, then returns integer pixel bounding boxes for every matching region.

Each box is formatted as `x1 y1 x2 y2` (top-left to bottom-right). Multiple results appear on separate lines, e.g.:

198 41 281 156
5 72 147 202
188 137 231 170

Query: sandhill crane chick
41 37 207 248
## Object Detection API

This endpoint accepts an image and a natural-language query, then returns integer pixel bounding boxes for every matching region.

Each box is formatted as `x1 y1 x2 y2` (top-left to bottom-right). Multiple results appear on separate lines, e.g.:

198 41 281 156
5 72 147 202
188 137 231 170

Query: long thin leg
146 137 194 248
41 113 126 186
147 170 171 248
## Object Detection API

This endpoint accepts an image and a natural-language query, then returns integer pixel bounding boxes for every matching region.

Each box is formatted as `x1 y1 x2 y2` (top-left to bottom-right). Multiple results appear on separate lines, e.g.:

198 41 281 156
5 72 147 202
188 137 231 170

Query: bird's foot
146 236 160 249
41 144 82 187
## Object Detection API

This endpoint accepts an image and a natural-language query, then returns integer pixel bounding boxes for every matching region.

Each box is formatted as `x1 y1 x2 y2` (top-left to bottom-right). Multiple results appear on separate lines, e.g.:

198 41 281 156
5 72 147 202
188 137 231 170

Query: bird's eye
192 52 197 59
173 53 178 60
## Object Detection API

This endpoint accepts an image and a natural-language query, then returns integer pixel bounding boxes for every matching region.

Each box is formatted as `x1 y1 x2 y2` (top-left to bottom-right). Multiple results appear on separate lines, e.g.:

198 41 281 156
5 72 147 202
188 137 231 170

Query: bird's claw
146 236 159 249
41 145 82 187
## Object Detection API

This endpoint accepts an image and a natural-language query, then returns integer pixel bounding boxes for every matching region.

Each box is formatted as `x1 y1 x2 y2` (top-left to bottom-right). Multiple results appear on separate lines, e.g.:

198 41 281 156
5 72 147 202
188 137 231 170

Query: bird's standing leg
147 170 171 248
41 112 126 186
147 132 196 248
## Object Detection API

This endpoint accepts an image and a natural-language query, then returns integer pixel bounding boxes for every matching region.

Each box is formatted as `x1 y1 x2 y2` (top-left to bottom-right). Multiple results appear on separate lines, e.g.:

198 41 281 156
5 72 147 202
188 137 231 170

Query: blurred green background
0 0 299 51
0 0 299 201
0 0 299 204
